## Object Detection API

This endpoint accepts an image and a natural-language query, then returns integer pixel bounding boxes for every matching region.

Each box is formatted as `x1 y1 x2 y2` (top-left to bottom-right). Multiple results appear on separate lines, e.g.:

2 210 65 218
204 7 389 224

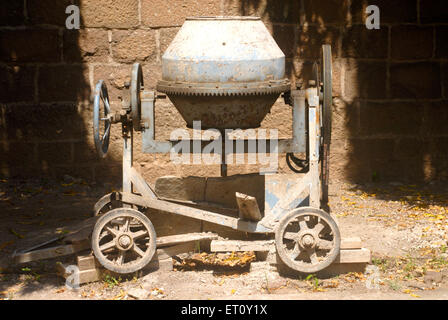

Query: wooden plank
211 240 275 252
341 237 362 250
77 255 97 271
121 192 239 230
210 237 362 253
156 232 218 248
236 192 262 221
13 240 90 264
336 248 371 264
56 263 101 285
157 242 197 260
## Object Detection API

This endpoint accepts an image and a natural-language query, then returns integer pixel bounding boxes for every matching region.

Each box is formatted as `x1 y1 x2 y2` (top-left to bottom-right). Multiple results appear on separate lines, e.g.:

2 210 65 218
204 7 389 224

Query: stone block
297 25 340 60
64 29 110 63
342 25 388 59
390 62 441 99
0 65 35 103
0 29 61 63
344 60 387 99
111 29 157 63
141 0 221 27
38 65 90 102
391 26 433 60
80 0 139 28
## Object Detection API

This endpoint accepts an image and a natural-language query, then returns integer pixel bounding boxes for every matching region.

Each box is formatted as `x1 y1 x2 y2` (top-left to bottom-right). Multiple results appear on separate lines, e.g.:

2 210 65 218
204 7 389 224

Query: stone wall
0 0 447 184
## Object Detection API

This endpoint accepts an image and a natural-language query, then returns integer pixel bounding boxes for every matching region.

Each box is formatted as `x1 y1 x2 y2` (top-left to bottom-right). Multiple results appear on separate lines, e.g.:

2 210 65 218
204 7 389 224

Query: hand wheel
93 80 111 158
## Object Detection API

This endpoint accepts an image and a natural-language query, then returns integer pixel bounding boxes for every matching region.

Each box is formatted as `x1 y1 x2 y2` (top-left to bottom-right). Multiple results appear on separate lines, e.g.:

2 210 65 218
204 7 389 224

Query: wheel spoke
120 218 130 232
299 220 308 231
283 232 298 240
317 239 333 250
290 243 301 260
133 245 146 257
313 222 325 235
102 95 111 113
102 124 110 141
309 249 318 265
131 229 148 240
105 225 118 237
116 251 125 265
100 240 116 252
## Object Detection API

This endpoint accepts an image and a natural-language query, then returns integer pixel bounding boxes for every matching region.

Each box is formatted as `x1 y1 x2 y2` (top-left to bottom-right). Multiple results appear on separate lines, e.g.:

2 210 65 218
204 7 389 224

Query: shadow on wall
233 0 448 184
0 0 447 186
0 0 120 184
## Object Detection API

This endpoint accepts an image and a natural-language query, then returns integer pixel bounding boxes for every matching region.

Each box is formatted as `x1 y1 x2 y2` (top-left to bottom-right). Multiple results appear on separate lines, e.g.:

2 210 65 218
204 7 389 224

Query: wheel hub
116 233 133 250
300 234 316 248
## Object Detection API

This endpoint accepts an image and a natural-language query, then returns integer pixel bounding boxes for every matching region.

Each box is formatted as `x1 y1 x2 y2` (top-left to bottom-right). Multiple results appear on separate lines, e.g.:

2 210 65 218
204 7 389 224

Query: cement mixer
91 16 339 274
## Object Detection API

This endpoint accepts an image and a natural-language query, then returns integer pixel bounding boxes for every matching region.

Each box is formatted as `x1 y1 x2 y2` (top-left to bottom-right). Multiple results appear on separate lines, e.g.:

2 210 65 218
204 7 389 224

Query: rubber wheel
92 208 156 274
275 207 340 274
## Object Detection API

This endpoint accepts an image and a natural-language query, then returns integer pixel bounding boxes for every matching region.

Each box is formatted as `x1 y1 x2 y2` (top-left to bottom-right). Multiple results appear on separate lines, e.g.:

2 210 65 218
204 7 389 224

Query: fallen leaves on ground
175 251 256 271
0 240 14 251
110 290 127 300
9 228 24 239
402 288 421 298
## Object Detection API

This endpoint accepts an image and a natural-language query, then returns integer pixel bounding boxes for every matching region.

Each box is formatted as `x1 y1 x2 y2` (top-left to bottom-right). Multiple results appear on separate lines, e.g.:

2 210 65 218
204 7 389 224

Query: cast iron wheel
130 63 144 131
275 207 340 273
92 208 157 274
93 80 111 158
320 44 333 207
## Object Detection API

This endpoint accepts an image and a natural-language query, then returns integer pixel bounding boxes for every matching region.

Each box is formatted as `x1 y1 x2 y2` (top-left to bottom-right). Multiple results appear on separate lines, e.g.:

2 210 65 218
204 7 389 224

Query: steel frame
117 85 322 234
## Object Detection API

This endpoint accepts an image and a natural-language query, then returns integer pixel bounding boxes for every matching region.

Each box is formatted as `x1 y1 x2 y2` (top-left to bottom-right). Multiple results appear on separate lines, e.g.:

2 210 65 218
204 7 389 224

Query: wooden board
210 237 363 253
211 240 275 252
56 263 101 285
13 240 90 264
77 255 97 270
235 192 262 221
336 248 371 264
340 237 362 250
157 242 197 260
156 232 218 248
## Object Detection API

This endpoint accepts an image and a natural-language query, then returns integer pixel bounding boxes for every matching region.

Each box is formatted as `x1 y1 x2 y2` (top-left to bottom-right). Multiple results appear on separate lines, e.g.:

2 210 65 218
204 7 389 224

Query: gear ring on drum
156 79 290 96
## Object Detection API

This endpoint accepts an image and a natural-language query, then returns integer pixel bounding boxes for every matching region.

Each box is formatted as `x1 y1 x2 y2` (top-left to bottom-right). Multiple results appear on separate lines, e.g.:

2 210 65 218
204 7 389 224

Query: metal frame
116 84 322 234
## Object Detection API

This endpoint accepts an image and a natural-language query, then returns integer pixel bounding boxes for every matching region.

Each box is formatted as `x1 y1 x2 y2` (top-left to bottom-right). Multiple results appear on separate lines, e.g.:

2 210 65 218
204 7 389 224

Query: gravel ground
0 177 448 300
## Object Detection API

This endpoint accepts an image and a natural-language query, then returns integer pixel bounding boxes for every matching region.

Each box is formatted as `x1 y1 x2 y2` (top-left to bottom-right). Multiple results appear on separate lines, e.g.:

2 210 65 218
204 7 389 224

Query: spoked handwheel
92 208 157 274
93 80 111 158
275 207 340 273
320 44 333 207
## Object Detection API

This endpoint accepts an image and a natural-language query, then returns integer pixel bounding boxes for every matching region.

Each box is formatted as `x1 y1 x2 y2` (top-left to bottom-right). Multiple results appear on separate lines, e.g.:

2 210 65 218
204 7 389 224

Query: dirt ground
1 176 448 300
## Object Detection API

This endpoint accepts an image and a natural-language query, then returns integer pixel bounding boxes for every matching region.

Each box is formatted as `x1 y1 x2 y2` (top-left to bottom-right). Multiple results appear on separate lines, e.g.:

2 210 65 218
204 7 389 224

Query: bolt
119 235 131 248
301 234 315 247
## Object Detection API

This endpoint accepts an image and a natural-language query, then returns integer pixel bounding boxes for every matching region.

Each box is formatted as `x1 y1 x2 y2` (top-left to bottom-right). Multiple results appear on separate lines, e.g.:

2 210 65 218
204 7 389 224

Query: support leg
122 125 133 207
306 87 321 209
